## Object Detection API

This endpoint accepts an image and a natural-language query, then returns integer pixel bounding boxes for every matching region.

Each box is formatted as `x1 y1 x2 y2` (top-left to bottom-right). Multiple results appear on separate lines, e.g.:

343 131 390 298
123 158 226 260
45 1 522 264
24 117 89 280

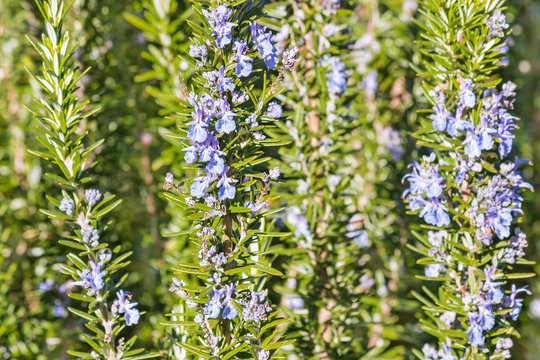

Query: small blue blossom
250 23 279 70
112 290 140 326
242 290 271 323
221 283 238 320
234 41 252 77
244 201 268 214
410 196 450 227
430 104 450 132
425 263 444 278
483 268 504 304
205 288 224 319
85 189 102 207
478 301 495 330
203 6 237 48
216 109 237 135
459 79 476 108
287 207 313 243
326 57 347 96
362 71 377 96
191 176 210 198
264 101 282 118
59 198 75 216
466 312 485 347
505 284 531 321
217 169 238 200
73 261 105 295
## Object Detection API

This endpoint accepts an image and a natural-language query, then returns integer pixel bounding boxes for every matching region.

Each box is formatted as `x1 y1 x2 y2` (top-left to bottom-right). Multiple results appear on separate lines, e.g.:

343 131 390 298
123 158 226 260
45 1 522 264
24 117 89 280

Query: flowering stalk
267 0 412 357
406 1 534 358
28 0 157 358
162 1 298 358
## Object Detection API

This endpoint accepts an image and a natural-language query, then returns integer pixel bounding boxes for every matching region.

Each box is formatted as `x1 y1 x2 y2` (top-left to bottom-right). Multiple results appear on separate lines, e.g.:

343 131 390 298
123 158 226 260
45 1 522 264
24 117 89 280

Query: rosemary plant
261 0 417 358
161 0 298 358
28 0 158 358
406 1 534 358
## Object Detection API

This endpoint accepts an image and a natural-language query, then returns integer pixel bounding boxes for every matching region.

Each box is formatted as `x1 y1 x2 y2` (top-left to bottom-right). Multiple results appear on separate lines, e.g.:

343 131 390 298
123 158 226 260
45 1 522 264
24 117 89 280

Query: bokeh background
0 0 538 358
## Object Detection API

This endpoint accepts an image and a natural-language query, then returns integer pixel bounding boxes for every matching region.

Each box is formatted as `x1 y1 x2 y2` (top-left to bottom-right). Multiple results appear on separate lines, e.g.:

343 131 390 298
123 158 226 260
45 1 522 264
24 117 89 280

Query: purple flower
478 302 495 330
206 153 226 176
460 79 476 108
216 109 237 134
463 127 481 158
112 290 140 326
483 268 504 304
287 207 312 242
425 263 444 278
234 41 252 77
326 57 348 95
264 101 282 118
191 176 209 198
250 23 279 70
242 290 272 323
430 105 450 132
410 196 450 227
203 6 237 48
496 111 517 157
505 284 531 321
204 288 224 319
183 146 198 163
187 107 209 143
73 262 106 295
466 312 485 347
217 169 238 200
221 283 238 320
244 201 268 214
403 161 444 198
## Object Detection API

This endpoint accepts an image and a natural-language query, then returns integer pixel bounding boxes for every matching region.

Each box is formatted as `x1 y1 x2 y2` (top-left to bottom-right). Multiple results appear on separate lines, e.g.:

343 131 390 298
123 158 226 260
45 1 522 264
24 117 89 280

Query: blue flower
403 161 444 198
363 71 377 96
234 41 252 77
183 146 198 163
221 283 238 320
425 263 444 278
460 79 476 108
466 312 485 347
463 127 481 158
264 101 282 118
113 290 140 326
496 111 517 157
287 207 312 242
187 107 209 143
430 105 450 132
478 302 495 330
204 288 224 319
217 169 238 200
326 57 347 96
410 196 450 227
505 284 531 321
483 268 504 304
216 109 237 134
206 154 225 176
191 176 209 198
244 201 268 214
203 6 237 48
74 261 106 294
250 23 278 70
